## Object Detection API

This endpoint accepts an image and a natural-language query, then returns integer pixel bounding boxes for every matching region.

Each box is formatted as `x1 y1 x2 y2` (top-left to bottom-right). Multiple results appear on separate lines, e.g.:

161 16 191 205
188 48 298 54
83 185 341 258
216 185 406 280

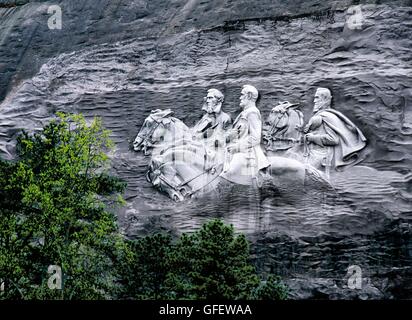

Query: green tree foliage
252 275 289 300
118 219 288 300
0 113 126 299
116 234 173 299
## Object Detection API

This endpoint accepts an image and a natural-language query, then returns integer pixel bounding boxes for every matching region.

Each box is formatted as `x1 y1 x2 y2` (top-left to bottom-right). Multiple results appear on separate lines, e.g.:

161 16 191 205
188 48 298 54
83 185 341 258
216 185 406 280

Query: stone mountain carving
265 88 368 178
133 86 333 202
303 87 368 173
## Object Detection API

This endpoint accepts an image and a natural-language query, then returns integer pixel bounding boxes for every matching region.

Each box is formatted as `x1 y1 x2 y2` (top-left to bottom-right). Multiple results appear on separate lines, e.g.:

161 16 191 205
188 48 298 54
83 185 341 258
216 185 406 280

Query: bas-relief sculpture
221 85 270 185
133 85 364 202
192 88 232 143
276 88 368 178
263 101 304 153
303 88 367 174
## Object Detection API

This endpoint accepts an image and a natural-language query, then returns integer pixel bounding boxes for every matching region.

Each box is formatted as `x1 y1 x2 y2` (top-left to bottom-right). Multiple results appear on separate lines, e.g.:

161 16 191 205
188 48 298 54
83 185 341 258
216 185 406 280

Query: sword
223 145 233 173
303 135 310 158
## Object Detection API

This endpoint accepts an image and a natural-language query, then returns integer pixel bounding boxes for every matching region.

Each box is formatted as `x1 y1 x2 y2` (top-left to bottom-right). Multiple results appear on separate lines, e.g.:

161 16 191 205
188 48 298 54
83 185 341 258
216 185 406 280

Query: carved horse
263 101 304 153
133 109 330 201
133 109 192 155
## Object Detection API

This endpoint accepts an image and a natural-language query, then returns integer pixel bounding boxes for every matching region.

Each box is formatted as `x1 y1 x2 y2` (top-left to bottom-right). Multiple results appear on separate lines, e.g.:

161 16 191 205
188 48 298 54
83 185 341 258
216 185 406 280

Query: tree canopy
0 113 126 299
118 219 288 300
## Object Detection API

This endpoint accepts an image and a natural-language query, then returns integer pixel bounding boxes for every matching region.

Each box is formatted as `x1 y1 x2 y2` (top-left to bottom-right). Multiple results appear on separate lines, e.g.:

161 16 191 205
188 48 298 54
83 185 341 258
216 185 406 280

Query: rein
179 164 216 188
151 144 223 198
185 164 223 196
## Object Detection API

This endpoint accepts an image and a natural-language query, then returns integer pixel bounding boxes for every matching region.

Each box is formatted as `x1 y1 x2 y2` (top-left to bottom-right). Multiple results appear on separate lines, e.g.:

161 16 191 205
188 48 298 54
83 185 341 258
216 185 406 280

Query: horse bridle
137 114 164 147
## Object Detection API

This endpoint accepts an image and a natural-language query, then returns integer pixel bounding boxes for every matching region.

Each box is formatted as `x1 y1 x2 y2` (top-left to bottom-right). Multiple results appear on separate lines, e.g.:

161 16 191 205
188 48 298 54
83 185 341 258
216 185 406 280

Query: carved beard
202 102 221 114
240 100 253 111
314 100 330 114
201 101 209 112
212 102 222 114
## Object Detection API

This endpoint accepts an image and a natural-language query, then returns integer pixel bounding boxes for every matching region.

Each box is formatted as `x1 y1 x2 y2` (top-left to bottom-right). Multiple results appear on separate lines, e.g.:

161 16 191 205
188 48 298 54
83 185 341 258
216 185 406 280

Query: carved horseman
304 87 367 175
221 85 271 185
263 101 304 152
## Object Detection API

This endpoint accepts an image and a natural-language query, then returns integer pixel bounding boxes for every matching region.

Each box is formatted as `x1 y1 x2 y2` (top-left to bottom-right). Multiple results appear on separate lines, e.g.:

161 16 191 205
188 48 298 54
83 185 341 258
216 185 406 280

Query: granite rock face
0 0 411 299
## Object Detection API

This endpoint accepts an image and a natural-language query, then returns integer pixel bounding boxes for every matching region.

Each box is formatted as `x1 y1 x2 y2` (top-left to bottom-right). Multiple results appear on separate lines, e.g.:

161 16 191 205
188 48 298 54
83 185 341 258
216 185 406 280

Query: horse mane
169 116 189 130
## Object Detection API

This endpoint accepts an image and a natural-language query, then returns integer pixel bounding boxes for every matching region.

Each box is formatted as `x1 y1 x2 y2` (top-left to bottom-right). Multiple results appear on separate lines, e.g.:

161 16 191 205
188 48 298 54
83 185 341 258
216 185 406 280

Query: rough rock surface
0 0 411 299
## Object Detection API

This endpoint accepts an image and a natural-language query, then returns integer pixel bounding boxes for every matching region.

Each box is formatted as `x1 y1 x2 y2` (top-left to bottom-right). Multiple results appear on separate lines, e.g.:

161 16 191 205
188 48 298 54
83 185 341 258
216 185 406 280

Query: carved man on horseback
221 85 271 185
303 87 367 175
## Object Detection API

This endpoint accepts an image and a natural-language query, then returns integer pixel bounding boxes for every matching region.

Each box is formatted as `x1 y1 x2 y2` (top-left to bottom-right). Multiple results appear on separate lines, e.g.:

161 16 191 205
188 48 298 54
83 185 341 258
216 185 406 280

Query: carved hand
305 133 315 143
295 124 304 132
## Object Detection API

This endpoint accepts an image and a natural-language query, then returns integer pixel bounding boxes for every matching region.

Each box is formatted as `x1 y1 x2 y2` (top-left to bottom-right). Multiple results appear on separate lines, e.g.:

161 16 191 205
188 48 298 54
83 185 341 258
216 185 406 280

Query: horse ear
161 118 171 125
163 109 174 117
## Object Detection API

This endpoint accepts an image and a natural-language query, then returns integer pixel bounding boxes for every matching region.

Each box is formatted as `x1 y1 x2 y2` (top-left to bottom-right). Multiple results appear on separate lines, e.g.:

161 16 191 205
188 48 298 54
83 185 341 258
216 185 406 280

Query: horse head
133 109 180 155
267 101 296 126
133 109 189 155
264 101 303 140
